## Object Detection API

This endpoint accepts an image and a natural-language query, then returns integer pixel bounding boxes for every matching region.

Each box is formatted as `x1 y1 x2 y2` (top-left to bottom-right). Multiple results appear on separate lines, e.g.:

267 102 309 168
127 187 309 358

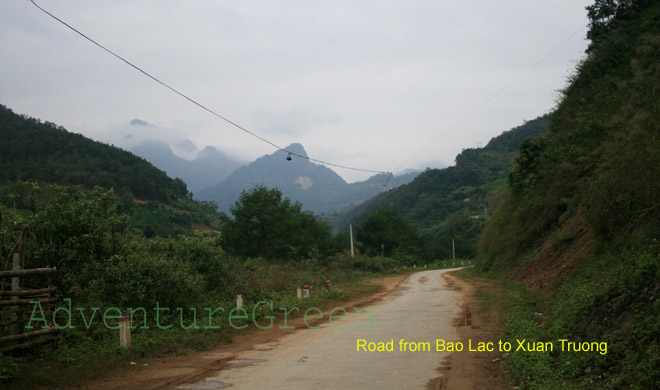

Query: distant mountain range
0 104 223 236
130 140 242 193
195 143 419 215
324 115 549 252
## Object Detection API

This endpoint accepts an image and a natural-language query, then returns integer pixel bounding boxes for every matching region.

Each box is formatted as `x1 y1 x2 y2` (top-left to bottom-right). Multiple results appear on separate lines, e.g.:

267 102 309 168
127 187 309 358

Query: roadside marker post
119 315 131 348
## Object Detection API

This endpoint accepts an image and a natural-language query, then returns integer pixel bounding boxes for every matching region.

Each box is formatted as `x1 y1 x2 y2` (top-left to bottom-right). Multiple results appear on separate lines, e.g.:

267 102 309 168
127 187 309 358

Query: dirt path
83 269 512 390
83 273 408 390
174 269 464 390
434 271 514 390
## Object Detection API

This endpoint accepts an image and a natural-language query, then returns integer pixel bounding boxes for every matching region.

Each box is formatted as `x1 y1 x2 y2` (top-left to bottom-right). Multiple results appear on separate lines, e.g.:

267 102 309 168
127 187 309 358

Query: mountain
130 140 241 193
0 104 224 236
0 105 187 202
326 115 548 257
477 1 660 387
195 143 419 215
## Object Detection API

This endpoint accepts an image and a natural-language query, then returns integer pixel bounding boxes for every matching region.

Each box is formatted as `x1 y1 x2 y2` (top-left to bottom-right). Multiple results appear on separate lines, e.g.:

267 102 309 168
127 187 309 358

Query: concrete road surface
178 268 464 390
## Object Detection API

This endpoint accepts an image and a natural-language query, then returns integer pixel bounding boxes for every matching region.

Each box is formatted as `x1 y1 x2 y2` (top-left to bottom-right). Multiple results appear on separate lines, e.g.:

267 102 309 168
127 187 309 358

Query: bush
0 354 19 384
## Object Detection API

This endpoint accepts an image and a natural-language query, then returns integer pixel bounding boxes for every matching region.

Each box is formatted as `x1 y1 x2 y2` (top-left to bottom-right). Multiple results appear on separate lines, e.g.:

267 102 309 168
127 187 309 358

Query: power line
28 0 391 177
387 26 585 179
29 0 584 195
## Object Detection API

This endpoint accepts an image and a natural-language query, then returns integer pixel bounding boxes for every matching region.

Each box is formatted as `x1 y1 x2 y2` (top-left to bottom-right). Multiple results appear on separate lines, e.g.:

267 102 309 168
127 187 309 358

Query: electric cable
387 26 585 180
28 0 391 177
28 0 584 194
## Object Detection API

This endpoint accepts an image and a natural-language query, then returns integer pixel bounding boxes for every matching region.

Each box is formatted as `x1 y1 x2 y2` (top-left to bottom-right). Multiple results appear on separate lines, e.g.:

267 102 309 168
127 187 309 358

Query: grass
462 247 660 389
6 273 389 390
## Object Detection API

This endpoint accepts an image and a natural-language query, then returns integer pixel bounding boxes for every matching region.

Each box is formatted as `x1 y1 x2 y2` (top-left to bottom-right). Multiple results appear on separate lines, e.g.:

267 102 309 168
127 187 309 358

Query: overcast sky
1 0 592 182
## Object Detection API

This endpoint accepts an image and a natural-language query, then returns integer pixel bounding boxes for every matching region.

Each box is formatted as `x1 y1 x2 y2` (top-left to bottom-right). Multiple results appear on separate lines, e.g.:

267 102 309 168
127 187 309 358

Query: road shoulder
427 271 514 390
81 273 410 390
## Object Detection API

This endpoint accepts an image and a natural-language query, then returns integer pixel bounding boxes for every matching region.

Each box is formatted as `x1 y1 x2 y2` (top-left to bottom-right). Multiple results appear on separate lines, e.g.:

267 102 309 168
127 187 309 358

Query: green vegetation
355 207 422 261
0 105 225 237
0 183 367 387
476 1 660 388
0 180 454 388
0 354 19 383
0 108 426 387
329 116 547 260
223 185 340 261
0 105 185 203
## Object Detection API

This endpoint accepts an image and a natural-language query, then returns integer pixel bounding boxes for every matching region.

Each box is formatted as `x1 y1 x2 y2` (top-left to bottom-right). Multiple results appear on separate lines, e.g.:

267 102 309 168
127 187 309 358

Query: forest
477 0 660 387
2 0 658 387
0 83 547 387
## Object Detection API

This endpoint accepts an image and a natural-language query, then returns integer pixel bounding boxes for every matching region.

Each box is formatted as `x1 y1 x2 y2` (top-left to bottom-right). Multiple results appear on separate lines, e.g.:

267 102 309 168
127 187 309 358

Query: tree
356 207 422 259
222 185 335 261
586 0 651 51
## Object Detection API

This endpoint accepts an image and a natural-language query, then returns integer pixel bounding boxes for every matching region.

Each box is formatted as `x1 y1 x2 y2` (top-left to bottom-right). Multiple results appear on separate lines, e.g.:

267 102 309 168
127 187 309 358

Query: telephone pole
349 224 355 258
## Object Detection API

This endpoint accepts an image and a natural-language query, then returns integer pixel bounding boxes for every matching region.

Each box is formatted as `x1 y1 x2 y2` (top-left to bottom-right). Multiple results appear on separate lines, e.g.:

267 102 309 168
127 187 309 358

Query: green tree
356 207 422 259
585 0 649 50
223 185 336 261
428 213 481 260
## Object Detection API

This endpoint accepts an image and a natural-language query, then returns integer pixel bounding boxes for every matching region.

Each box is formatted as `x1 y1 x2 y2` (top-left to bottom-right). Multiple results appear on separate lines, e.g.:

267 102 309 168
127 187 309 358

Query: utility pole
349 224 355 258
452 238 456 262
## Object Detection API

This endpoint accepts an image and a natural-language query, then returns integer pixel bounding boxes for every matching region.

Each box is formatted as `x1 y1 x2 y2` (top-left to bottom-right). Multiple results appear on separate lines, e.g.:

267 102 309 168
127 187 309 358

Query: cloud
252 107 342 137
0 0 592 182
130 118 150 126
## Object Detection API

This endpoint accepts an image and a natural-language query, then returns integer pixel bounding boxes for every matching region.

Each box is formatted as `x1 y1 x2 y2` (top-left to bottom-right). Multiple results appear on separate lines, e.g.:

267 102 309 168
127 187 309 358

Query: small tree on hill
222 185 335 262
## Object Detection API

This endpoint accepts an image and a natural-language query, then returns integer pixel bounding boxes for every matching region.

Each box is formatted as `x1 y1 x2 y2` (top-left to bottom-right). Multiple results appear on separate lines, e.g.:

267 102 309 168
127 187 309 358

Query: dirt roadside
78 270 511 390
429 271 515 390
81 273 409 390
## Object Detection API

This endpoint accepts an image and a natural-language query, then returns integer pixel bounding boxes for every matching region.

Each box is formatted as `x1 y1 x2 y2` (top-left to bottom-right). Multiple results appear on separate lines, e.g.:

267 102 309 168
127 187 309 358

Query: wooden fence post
9 233 23 336
0 232 62 353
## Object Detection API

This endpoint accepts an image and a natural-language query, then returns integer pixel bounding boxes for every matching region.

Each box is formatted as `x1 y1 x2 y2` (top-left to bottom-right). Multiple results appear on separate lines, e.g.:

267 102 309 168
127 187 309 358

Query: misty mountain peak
176 138 198 153
283 143 308 158
130 118 150 126
197 146 225 160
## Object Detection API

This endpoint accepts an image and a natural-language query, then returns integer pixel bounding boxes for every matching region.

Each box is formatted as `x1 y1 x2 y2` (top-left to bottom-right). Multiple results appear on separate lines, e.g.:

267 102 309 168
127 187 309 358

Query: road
177 268 464 390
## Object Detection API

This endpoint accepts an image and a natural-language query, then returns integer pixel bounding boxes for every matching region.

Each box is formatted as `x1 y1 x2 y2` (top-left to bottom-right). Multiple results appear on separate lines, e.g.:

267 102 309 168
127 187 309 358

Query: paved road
178 269 463 390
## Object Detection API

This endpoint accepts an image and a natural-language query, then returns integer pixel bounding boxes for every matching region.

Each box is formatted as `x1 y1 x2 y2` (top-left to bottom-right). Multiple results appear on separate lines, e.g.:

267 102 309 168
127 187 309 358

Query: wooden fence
0 234 61 353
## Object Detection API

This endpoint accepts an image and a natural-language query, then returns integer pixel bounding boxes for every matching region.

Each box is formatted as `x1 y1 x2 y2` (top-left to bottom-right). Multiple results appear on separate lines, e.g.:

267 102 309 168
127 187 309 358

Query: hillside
328 116 548 258
195 143 419 215
0 105 187 203
477 0 660 387
130 140 242 194
0 105 223 236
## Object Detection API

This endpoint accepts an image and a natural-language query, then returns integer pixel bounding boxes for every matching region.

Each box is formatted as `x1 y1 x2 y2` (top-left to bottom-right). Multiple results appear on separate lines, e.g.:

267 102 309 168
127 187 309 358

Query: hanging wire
387 26 585 177
28 0 584 195
28 0 391 178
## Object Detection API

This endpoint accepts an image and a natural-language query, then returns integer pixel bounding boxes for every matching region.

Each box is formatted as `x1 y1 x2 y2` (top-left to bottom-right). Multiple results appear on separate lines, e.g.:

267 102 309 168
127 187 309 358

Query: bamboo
0 267 57 278
0 335 61 354
0 297 57 307
0 306 54 316
0 287 57 297
0 318 28 327
0 327 60 344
